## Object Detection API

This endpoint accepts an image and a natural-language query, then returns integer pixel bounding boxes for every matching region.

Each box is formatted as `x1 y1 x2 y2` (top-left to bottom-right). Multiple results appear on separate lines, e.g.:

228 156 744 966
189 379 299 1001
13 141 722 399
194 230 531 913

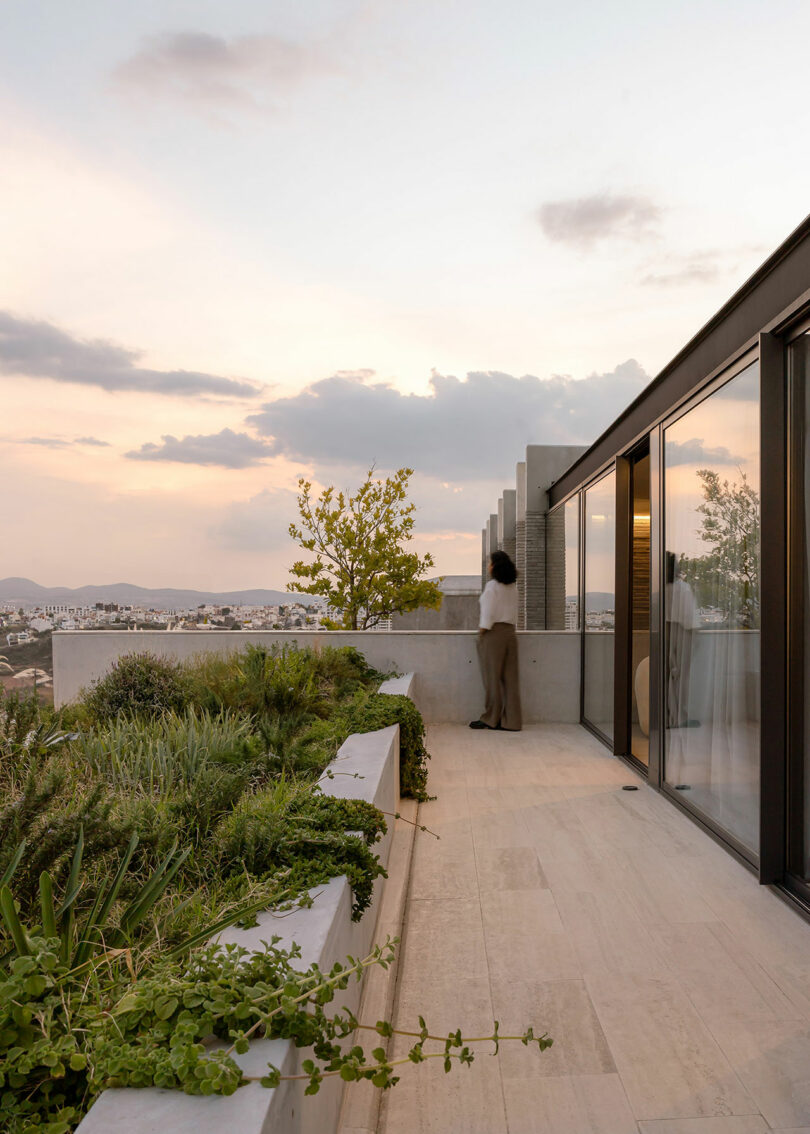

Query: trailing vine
0 935 552 1133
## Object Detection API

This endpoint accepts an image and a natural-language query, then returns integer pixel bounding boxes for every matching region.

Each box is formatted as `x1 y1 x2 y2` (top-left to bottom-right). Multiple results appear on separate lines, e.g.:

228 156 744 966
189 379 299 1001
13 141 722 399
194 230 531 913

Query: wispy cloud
537 193 661 249
113 31 339 116
125 428 272 469
665 437 743 467
0 312 261 399
247 361 650 481
16 435 110 450
640 243 768 288
20 437 70 450
641 262 720 287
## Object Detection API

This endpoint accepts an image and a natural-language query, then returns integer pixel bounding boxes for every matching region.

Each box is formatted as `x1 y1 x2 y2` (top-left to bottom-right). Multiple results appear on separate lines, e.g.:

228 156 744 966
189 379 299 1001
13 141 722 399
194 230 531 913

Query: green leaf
0 840 26 888
39 873 57 940
74 832 139 966
154 996 179 1021
0 886 30 956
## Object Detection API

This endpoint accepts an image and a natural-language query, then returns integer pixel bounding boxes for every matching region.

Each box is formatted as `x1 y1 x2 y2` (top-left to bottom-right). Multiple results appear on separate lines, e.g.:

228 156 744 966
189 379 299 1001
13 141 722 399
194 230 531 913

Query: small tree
288 468 443 629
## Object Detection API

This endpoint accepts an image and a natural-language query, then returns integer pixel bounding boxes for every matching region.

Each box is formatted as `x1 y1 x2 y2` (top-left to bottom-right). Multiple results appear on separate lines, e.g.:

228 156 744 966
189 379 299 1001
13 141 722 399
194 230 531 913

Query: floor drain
675 784 691 791
621 785 639 791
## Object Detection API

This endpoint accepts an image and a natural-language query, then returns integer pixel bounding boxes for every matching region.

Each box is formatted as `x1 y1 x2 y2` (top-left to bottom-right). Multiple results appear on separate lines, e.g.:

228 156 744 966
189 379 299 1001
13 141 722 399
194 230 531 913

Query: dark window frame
581 465 617 747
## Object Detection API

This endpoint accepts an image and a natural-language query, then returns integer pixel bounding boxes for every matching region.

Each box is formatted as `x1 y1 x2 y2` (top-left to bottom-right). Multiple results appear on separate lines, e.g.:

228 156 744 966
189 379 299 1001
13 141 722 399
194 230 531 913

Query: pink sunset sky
2 0 809 591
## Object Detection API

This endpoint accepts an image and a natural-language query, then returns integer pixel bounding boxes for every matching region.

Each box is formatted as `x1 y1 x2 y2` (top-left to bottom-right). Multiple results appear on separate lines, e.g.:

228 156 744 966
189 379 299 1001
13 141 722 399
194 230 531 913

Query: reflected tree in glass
664 360 760 855
679 468 760 630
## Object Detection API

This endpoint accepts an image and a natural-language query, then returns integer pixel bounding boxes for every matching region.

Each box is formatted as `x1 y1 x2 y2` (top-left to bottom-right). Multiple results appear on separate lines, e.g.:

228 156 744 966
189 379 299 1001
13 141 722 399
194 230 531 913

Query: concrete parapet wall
53 631 581 723
390 593 479 631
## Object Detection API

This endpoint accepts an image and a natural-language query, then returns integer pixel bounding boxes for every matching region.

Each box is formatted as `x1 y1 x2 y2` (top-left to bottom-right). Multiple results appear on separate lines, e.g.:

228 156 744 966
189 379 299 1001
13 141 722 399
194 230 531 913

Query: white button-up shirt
479 579 518 630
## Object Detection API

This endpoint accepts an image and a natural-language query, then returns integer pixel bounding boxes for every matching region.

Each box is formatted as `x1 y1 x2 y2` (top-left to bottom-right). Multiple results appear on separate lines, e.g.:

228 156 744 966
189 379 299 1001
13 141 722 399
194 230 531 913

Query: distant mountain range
584 591 615 612
0 578 320 610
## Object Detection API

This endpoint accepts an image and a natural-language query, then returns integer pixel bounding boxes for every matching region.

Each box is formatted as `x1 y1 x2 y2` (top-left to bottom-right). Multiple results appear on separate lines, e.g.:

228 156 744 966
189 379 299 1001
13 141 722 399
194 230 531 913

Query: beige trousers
477 622 522 730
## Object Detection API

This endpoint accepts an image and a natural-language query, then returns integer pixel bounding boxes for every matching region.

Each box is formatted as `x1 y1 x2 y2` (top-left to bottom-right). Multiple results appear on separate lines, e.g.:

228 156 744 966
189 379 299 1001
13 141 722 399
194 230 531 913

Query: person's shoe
469 720 491 729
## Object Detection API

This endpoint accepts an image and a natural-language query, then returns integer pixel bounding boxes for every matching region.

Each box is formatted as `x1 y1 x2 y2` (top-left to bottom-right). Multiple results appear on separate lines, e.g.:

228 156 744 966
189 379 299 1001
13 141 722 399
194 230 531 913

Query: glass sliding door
663 360 761 856
583 470 616 742
630 451 651 767
546 496 580 631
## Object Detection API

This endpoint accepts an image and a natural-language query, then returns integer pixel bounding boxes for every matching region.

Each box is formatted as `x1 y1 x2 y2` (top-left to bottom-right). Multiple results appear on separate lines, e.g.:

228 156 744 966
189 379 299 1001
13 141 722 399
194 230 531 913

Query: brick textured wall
545 507 566 630
523 510 546 629
515 518 526 629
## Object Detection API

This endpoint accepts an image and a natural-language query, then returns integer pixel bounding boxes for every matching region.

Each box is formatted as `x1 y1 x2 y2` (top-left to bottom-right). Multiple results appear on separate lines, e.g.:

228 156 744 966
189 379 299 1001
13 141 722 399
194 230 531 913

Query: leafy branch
288 468 443 630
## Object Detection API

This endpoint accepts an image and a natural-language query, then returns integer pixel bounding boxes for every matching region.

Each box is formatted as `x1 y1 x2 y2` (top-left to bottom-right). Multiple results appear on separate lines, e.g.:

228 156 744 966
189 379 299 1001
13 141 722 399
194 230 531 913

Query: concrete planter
76 674 414 1134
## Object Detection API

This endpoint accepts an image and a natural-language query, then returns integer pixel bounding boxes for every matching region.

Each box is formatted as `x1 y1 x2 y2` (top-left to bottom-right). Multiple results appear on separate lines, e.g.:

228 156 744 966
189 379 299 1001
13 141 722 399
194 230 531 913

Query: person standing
470 550 522 731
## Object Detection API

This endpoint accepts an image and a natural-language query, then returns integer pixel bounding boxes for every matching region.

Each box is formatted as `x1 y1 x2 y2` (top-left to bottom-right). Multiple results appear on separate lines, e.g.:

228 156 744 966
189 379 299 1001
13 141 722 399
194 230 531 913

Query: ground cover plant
0 646 549 1130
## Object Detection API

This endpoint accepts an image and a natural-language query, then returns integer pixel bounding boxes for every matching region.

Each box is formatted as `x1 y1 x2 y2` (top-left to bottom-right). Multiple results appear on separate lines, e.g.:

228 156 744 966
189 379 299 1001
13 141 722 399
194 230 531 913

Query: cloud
641 263 720 288
537 194 661 249
0 312 260 399
20 437 70 449
665 438 743 467
640 243 768 289
113 31 337 114
247 361 650 482
15 435 111 450
213 487 299 552
125 428 272 469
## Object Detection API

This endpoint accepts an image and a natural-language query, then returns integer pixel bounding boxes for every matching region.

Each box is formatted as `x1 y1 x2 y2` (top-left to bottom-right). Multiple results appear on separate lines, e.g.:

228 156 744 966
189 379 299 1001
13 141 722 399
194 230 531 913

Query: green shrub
72 709 258 795
183 644 319 719
310 645 387 700
301 689 431 800
212 785 387 918
0 687 43 753
0 755 126 919
182 643 383 720
81 652 190 722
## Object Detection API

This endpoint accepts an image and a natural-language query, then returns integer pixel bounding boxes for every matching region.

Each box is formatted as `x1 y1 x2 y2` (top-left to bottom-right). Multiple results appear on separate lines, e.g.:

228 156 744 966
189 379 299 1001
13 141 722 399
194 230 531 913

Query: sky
1 0 808 591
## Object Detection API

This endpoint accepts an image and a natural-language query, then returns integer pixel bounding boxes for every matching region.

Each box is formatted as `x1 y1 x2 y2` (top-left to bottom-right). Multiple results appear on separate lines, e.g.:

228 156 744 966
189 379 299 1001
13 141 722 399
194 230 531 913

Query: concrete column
498 489 517 566
515 462 527 629
545 505 566 629
487 513 498 558
523 445 587 629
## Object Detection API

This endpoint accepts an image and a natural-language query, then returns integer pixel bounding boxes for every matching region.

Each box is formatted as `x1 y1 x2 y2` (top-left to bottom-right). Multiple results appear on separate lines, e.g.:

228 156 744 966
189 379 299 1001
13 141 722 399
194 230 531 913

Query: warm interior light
634 513 650 521
591 514 606 521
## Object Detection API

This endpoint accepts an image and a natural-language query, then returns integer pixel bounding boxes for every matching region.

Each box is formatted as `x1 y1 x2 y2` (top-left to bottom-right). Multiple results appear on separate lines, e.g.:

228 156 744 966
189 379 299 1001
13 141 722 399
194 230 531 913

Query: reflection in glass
546 497 580 630
583 471 616 741
630 453 651 767
664 361 760 854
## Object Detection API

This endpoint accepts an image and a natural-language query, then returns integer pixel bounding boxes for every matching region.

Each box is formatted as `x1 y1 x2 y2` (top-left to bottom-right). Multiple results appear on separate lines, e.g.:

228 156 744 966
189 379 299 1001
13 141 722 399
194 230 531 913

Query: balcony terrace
376 724 810 1134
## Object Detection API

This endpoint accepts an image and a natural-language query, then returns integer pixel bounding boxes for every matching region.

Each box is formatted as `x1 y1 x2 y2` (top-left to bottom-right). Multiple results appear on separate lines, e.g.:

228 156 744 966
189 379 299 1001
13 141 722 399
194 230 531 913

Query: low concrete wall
53 630 581 723
76 695 406 1134
390 593 479 630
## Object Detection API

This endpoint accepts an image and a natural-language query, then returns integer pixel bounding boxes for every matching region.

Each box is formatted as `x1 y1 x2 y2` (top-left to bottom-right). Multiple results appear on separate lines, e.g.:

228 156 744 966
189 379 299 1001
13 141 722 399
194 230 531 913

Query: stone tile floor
377 724 810 1134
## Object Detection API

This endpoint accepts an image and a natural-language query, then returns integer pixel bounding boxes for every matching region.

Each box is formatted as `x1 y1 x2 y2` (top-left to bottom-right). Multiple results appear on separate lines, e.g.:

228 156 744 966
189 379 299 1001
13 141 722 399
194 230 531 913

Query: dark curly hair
490 550 517 585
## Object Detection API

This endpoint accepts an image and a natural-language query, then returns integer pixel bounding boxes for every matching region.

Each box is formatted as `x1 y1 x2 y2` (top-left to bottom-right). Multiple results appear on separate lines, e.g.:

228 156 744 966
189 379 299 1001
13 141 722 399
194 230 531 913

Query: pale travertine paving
376 724 810 1134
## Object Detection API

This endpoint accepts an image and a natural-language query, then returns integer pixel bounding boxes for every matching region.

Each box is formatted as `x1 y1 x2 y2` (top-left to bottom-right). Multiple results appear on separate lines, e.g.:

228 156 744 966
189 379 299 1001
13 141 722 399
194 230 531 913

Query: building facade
483 214 810 915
